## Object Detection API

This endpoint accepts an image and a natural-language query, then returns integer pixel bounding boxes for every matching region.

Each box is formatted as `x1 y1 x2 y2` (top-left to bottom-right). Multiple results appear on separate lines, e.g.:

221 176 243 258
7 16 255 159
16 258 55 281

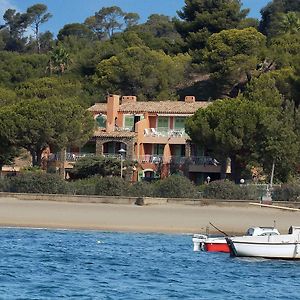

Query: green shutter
124 115 134 129
96 115 106 128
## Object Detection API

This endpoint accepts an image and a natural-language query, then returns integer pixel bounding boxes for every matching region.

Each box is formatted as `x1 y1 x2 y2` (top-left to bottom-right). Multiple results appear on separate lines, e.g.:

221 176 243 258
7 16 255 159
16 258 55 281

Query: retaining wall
0 192 299 207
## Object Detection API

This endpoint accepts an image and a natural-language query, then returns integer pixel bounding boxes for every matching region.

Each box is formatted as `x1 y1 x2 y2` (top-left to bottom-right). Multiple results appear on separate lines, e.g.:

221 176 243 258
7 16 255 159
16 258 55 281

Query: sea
0 228 299 300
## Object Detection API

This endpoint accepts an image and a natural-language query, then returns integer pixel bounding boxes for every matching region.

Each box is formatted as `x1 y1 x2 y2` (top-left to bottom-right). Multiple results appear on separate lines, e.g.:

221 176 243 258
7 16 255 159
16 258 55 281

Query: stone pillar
95 140 103 155
185 141 192 157
125 139 135 160
58 149 66 179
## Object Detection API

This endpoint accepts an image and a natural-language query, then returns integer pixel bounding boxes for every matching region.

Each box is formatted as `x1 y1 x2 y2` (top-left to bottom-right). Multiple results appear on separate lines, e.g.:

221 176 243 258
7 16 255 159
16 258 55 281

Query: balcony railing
189 156 220 166
48 153 96 162
169 156 188 164
143 128 188 138
136 155 219 166
51 152 220 166
103 153 126 159
116 127 134 132
137 155 164 164
66 153 95 161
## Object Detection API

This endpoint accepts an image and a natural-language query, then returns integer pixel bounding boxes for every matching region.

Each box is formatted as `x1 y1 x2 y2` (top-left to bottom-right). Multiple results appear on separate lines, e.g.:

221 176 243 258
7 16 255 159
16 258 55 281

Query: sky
0 0 271 37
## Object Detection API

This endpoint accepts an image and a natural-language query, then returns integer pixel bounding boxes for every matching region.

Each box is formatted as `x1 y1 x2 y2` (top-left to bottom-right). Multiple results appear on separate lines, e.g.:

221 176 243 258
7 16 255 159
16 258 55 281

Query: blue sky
1 0 270 37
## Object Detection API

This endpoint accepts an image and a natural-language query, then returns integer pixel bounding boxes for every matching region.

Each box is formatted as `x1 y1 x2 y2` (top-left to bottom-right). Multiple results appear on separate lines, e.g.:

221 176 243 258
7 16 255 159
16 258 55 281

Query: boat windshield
258 232 279 236
245 228 254 236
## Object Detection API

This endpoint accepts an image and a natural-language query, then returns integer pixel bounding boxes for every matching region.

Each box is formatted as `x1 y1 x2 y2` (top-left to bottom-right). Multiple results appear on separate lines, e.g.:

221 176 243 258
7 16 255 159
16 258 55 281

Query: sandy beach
0 197 299 235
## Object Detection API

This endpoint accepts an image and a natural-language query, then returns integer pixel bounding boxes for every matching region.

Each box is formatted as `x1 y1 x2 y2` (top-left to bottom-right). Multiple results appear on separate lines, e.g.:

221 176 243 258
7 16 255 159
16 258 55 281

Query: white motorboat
227 226 300 259
193 226 280 252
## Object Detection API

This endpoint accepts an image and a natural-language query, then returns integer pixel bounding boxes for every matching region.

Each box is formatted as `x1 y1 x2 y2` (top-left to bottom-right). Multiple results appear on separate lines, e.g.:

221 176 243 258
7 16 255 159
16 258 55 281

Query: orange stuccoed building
67 94 228 183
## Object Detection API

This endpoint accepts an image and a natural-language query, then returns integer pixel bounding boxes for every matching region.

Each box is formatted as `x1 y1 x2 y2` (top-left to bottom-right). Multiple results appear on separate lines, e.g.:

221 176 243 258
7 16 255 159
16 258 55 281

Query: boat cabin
288 226 300 235
245 227 280 236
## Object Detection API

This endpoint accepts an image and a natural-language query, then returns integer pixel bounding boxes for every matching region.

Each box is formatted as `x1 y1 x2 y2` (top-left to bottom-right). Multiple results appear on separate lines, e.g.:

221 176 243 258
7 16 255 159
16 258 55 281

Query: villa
67 94 229 183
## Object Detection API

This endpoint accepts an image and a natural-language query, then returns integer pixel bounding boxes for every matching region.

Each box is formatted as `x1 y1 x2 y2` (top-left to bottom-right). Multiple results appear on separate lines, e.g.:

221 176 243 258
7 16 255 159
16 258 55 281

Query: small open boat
226 226 300 259
193 226 280 253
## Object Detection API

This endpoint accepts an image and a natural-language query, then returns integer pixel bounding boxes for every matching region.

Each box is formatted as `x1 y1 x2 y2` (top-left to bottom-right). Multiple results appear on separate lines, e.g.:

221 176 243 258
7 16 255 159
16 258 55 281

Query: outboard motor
192 234 207 251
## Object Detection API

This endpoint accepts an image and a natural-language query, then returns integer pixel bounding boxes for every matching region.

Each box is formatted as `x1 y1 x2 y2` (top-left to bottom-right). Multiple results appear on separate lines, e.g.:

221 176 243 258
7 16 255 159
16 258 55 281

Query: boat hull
204 242 229 253
227 237 300 259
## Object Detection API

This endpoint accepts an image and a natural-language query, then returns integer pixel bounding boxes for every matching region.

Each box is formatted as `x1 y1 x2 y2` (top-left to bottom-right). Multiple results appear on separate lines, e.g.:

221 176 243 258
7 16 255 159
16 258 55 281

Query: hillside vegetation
0 0 299 183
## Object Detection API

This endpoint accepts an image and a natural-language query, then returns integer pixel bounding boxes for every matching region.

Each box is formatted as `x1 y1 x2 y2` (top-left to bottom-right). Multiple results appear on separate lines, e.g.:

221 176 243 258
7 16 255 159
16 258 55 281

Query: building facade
68 94 229 183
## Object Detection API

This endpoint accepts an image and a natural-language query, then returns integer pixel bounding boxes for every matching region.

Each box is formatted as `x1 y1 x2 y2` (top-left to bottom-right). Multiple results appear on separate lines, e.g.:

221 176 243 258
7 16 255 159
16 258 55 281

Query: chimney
122 95 137 104
106 94 120 132
185 96 196 103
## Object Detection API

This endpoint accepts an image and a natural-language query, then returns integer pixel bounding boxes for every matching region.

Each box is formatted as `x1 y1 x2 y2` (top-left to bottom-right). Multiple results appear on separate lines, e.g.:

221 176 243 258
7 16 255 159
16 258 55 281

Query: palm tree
47 47 71 75
281 12 300 34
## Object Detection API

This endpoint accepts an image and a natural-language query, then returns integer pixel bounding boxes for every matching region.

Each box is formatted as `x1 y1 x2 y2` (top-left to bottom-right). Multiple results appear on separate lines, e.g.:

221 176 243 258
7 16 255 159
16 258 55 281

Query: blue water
0 229 299 299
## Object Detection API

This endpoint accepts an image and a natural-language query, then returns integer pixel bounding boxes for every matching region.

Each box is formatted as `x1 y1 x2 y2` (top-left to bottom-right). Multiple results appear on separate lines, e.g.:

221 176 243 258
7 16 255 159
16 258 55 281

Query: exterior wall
143 144 153 155
169 117 174 129
106 95 120 132
163 144 171 163
116 112 124 128
148 116 157 129
87 95 227 182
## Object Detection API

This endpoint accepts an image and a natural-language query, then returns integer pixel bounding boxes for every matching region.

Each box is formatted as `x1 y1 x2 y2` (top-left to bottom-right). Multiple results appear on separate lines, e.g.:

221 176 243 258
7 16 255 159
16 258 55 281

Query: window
157 116 169 131
95 114 106 128
172 145 185 156
80 142 96 154
124 115 134 130
174 117 186 130
153 144 164 155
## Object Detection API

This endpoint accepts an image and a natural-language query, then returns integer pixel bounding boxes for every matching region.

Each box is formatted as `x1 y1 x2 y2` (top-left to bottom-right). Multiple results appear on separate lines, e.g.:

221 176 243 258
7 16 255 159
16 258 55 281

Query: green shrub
66 177 98 195
69 156 120 179
68 156 135 180
95 176 130 196
203 180 259 200
153 175 198 198
203 180 237 199
0 177 10 192
272 184 300 201
127 181 154 197
7 172 67 194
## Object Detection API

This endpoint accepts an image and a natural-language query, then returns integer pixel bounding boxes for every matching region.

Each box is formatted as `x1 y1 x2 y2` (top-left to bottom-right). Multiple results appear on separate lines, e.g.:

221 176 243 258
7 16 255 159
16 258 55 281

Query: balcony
67 153 96 161
142 128 188 144
136 155 220 166
48 152 96 162
189 156 219 165
188 156 221 173
137 155 164 164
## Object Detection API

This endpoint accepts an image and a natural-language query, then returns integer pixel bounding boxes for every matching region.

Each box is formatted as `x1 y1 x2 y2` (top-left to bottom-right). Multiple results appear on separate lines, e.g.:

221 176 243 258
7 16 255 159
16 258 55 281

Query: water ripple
0 228 299 299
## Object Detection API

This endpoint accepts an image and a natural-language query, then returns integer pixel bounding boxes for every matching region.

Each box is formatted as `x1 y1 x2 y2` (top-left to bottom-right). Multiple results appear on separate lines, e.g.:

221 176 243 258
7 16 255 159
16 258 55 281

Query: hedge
5 172 67 194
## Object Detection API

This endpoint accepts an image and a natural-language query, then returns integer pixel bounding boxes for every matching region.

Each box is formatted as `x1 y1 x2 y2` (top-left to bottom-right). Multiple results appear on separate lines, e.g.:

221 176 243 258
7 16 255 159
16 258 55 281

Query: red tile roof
88 103 107 113
88 100 209 114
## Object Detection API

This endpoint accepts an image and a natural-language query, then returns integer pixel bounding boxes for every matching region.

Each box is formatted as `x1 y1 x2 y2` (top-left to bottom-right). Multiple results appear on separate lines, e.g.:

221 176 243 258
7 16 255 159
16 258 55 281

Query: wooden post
270 161 275 188
59 149 66 179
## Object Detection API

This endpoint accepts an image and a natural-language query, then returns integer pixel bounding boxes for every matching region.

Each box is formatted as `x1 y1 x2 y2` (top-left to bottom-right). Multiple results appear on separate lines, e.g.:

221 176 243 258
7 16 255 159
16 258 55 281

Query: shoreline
0 197 299 235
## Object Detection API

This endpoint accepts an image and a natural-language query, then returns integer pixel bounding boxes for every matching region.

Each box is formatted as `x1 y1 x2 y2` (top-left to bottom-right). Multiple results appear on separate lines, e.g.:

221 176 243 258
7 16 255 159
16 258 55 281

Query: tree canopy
1 98 95 166
93 46 191 100
186 76 300 182
175 0 249 51
0 2 300 182
203 27 266 97
260 0 300 38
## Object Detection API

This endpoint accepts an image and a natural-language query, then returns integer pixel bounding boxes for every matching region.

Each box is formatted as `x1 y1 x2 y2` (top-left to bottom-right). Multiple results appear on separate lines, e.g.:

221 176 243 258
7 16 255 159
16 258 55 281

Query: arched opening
142 168 156 182
103 141 127 157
